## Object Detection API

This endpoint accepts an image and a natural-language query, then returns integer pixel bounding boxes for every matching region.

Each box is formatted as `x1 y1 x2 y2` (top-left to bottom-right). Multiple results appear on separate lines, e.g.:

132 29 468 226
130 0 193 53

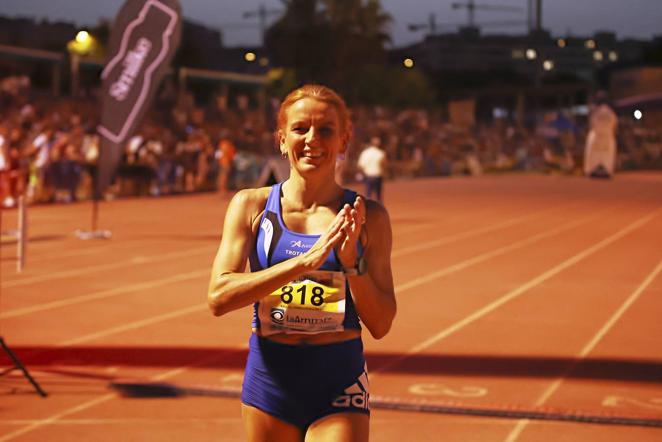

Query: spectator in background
52 141 82 203
584 91 618 178
541 111 575 174
216 130 236 194
27 125 56 202
0 125 13 207
357 136 387 203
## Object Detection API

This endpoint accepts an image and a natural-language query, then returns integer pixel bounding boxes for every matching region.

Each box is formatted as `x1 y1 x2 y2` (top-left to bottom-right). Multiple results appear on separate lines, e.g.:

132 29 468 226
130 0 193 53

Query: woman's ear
277 130 286 155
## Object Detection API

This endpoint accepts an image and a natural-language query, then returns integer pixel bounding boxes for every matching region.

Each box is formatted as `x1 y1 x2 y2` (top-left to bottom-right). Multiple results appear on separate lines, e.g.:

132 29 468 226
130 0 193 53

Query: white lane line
376 208 659 374
19 209 588 347
1 204 578 319
392 204 539 236
1 270 209 319
49 208 607 350
57 304 207 346
3 245 214 289
503 259 662 442
13 241 162 264
4 203 566 286
0 208 650 440
0 351 231 441
392 204 570 258
394 209 608 293
0 207 597 395
0 394 115 442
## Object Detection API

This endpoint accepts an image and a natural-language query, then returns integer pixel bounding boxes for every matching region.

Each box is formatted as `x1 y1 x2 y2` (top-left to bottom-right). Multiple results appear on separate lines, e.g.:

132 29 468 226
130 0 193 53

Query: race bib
258 270 347 335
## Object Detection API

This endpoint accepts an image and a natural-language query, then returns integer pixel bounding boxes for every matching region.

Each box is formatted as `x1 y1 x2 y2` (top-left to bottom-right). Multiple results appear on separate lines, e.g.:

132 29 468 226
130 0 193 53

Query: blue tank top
250 182 362 332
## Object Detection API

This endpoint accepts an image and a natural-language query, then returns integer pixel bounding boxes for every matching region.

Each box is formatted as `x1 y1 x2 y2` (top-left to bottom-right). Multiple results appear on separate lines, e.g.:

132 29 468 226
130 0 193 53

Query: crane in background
409 1 545 37
243 3 282 46
451 0 523 28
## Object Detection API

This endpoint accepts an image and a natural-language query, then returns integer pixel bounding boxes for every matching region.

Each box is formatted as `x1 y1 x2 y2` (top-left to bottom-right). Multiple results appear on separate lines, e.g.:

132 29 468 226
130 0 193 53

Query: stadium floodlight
68 30 96 55
76 30 90 44
403 58 414 68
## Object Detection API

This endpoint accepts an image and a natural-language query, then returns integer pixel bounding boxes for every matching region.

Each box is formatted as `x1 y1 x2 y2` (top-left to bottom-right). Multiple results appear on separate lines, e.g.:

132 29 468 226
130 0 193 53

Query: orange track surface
1 173 661 441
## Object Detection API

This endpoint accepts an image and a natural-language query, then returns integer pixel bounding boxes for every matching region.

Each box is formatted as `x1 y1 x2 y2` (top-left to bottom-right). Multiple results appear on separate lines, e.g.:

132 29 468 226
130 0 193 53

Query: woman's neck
282 173 342 209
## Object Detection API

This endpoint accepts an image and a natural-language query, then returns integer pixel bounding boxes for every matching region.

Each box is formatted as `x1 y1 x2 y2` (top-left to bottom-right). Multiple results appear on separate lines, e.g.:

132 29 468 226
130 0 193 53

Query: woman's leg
305 412 369 442
242 404 303 442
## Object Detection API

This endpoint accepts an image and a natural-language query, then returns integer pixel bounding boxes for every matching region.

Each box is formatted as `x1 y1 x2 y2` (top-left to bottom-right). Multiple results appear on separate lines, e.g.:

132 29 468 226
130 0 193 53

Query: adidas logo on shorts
331 365 370 410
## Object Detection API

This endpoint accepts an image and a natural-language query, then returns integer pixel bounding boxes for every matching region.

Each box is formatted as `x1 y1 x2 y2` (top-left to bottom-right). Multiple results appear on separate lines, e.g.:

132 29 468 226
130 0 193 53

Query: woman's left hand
336 196 366 268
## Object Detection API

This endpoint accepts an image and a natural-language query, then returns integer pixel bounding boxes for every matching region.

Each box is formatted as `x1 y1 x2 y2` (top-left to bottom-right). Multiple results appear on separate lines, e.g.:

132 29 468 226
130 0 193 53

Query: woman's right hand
299 207 349 271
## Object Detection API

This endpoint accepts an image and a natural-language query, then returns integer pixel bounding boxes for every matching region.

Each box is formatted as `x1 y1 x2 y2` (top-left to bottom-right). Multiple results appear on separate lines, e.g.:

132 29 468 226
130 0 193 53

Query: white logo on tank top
260 218 273 258
290 240 312 249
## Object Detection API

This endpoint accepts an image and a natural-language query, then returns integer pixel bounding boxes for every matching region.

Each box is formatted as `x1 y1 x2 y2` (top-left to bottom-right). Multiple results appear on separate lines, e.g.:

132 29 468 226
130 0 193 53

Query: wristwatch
342 256 368 276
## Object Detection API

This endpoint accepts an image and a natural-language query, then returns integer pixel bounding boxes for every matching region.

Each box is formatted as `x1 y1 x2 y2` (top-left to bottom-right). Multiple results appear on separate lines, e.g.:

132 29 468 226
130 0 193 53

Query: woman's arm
207 189 348 316
338 198 396 339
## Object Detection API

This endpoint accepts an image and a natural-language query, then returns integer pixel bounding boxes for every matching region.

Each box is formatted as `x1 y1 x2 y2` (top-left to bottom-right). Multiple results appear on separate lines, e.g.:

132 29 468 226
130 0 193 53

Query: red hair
277 84 351 137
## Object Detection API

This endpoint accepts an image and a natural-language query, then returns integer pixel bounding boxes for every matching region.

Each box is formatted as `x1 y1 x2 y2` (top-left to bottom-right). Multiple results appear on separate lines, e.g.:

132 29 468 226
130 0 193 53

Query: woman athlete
208 84 396 442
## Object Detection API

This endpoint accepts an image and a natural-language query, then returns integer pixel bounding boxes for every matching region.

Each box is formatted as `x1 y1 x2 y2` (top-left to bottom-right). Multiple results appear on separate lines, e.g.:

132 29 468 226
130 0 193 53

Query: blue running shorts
241 334 370 430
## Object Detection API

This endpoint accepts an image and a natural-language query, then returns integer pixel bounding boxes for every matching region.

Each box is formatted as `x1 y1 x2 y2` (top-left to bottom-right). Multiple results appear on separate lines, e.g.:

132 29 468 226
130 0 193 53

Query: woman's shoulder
223 187 273 233
228 186 271 214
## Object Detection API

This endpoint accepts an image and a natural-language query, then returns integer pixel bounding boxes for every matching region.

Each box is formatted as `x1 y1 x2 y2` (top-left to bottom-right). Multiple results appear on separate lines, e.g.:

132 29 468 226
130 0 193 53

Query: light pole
67 30 96 97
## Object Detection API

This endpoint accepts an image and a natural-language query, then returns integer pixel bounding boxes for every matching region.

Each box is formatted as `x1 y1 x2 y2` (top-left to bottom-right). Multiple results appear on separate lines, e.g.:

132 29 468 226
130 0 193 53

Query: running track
1 173 661 441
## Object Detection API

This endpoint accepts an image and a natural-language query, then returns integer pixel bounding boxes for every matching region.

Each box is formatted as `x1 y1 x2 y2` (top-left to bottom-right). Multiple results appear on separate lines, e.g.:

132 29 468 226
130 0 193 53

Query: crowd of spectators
1 75 660 208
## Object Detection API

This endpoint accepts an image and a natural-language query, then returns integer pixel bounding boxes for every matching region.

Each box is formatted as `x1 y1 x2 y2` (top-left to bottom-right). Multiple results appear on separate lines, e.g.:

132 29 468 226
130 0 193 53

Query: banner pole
74 174 111 240
16 195 26 273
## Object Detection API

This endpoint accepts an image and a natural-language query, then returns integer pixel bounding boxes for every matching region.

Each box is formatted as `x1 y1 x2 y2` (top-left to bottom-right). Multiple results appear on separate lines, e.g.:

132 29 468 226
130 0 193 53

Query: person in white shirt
584 92 618 178
357 136 386 202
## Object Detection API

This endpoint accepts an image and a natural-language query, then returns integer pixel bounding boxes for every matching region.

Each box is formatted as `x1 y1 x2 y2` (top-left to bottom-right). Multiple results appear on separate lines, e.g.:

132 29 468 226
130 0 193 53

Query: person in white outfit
584 93 618 178
357 137 387 202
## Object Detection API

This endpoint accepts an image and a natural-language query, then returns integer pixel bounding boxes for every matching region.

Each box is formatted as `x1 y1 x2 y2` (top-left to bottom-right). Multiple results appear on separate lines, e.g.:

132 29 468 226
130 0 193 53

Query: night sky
0 0 660 47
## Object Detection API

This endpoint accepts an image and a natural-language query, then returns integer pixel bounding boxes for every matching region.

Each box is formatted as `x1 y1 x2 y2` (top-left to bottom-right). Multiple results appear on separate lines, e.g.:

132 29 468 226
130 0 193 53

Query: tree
265 0 392 101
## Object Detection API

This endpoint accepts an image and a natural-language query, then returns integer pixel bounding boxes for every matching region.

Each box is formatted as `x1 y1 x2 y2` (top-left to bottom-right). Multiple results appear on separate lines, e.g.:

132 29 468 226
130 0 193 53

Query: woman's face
279 98 347 176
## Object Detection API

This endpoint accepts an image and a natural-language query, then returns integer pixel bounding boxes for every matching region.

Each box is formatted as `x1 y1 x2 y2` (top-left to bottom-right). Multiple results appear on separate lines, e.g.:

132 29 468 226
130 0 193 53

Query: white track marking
375 208 659 374
4 245 213 288
1 270 209 319
26 208 607 349
503 259 662 442
57 304 207 346
392 204 570 258
0 206 655 439
3 205 560 285
394 210 606 293
2 204 581 318
0 353 230 441
0 394 115 442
